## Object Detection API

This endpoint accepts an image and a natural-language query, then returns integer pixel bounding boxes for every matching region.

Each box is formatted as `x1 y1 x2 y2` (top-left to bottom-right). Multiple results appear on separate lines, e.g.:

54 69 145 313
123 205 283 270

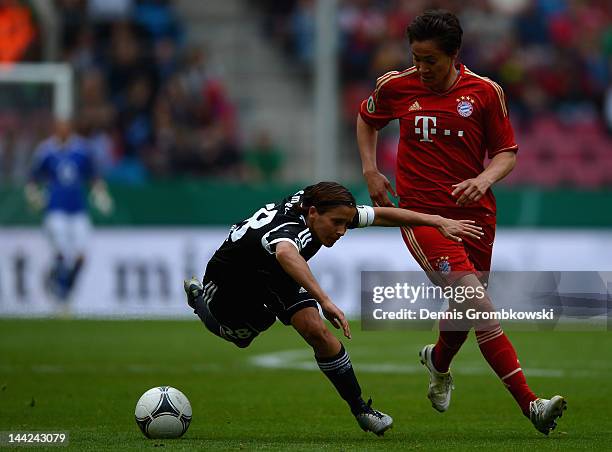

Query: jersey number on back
229 205 278 242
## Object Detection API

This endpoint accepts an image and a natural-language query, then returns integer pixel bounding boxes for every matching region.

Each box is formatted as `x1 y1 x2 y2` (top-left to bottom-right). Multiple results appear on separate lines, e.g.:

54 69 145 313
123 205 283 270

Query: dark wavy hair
406 10 463 56
295 181 356 215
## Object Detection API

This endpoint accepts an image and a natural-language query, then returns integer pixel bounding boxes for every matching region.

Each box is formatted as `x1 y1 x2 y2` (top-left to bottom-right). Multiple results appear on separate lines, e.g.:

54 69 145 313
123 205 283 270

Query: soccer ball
134 386 192 439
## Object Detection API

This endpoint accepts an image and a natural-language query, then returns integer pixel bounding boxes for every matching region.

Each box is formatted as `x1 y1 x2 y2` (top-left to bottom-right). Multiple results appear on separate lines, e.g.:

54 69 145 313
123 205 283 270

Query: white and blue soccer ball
135 386 192 439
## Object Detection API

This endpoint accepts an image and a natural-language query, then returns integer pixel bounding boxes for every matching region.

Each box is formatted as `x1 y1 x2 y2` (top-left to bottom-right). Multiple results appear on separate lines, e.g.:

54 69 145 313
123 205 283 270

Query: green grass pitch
1 319 610 451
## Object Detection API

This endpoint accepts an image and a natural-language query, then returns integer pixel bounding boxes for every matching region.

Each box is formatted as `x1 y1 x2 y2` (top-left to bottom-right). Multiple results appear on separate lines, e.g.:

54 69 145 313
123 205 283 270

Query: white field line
0 350 607 379
0 363 224 374
248 349 607 379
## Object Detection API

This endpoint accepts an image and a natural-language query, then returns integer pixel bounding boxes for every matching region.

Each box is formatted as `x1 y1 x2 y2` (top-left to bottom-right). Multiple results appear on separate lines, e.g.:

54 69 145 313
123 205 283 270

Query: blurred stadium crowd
257 0 612 187
0 0 275 184
0 0 611 187
58 0 248 182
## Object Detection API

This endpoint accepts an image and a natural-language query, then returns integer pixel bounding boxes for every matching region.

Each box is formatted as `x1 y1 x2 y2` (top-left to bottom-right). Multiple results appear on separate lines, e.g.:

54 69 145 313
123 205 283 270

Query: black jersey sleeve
261 222 312 254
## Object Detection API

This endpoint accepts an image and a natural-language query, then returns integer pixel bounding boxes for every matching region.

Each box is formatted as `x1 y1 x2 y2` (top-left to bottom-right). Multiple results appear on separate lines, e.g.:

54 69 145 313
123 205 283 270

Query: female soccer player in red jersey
356 10 566 435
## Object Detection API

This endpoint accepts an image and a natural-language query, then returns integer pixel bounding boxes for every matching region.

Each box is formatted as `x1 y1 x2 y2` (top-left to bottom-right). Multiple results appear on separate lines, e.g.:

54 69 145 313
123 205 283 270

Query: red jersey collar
425 63 464 96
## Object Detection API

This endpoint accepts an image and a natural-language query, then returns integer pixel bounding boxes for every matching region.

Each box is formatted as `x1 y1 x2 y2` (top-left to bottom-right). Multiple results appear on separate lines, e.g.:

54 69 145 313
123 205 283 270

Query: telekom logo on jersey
414 116 464 143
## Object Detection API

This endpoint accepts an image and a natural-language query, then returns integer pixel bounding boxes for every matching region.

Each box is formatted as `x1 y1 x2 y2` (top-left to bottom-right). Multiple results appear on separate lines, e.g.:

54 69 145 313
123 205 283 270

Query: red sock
433 318 469 373
475 325 537 416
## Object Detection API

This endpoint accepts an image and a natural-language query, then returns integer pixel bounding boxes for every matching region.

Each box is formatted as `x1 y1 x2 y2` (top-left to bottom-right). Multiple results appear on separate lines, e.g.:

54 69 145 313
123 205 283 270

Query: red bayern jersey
359 63 518 218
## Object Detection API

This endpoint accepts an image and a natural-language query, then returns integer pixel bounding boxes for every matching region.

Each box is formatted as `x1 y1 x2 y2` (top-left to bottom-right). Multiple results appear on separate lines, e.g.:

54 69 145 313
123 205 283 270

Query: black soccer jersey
207 189 373 287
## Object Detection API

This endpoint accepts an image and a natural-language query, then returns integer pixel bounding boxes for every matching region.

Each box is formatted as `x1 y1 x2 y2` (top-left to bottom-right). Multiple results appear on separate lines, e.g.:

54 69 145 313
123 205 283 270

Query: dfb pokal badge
366 95 375 113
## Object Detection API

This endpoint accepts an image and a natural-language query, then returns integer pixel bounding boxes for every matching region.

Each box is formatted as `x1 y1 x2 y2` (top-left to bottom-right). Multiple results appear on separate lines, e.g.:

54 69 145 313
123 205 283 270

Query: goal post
0 63 73 120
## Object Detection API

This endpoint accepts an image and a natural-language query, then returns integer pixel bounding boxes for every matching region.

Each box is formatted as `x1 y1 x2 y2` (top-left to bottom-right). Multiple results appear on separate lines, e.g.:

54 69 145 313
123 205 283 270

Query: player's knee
301 321 333 348
224 329 256 349
233 338 254 349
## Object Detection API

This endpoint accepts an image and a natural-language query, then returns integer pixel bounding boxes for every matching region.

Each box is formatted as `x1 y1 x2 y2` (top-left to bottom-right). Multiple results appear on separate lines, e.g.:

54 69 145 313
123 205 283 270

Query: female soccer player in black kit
184 181 482 435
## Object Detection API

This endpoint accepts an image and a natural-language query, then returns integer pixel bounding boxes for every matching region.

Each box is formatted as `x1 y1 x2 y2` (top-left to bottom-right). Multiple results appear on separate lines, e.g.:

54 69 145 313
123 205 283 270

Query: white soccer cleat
183 277 204 309
419 344 454 413
355 399 393 436
529 395 567 435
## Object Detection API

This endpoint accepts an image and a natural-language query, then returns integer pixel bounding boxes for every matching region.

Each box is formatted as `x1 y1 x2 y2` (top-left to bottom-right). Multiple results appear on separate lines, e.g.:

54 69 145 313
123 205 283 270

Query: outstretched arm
275 241 351 339
370 207 483 242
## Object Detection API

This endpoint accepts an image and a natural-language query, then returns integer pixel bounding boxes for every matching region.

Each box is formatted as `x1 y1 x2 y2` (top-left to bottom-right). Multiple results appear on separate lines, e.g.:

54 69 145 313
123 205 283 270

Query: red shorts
399 216 496 285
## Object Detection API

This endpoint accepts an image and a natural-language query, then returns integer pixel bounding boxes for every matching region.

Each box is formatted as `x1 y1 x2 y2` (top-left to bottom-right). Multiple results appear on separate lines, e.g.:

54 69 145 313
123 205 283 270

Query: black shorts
201 266 318 344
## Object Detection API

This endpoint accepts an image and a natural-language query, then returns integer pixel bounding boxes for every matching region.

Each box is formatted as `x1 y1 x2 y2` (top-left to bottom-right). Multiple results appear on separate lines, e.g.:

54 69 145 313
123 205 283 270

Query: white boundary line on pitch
0 363 225 374
248 349 606 379
0 352 606 379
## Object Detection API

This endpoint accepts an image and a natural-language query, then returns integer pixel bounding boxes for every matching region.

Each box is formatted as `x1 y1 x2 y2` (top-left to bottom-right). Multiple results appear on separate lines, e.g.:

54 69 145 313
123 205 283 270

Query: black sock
67 259 84 292
316 344 366 415
191 285 254 348
192 295 225 340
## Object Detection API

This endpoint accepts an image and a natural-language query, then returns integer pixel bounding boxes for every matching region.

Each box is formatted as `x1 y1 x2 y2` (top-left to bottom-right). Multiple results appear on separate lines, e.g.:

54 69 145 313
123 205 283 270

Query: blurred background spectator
0 0 39 63
244 129 285 182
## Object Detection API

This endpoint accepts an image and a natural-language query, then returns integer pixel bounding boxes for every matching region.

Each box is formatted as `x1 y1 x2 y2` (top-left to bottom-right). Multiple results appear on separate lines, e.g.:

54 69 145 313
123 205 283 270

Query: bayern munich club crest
436 256 452 275
456 96 474 117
